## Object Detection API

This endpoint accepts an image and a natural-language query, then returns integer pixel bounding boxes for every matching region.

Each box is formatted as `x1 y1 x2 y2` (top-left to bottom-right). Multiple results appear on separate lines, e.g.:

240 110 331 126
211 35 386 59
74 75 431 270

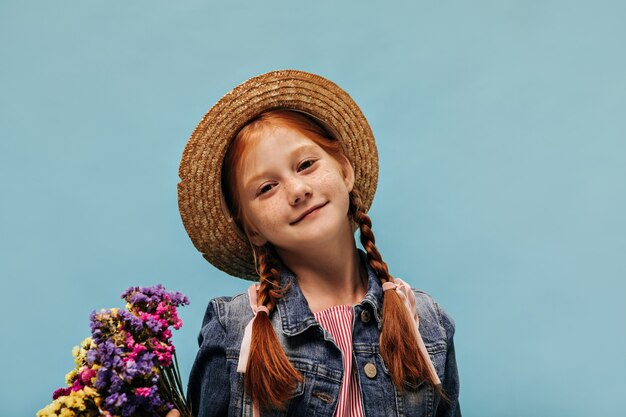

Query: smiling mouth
290 202 328 225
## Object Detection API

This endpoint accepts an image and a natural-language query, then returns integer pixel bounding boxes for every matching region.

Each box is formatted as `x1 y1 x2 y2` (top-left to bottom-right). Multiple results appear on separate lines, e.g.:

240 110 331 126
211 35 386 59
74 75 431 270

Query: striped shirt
314 305 365 417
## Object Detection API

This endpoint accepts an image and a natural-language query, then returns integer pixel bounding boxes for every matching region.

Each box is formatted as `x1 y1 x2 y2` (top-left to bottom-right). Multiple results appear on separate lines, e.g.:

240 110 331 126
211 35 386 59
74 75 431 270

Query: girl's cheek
254 199 281 223
315 167 337 186
321 168 348 192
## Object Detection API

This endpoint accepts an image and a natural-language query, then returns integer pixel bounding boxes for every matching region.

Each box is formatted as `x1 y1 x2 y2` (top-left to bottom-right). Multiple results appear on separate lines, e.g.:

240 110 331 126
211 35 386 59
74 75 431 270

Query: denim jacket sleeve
187 298 231 417
434 301 461 417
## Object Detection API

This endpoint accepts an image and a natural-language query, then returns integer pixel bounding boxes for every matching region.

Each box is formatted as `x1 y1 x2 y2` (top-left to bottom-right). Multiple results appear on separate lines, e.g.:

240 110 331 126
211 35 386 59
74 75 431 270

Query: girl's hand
165 409 180 417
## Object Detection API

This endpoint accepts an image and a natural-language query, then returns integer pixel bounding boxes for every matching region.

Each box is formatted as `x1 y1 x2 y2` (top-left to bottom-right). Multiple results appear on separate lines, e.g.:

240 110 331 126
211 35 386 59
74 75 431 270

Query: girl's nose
287 178 312 205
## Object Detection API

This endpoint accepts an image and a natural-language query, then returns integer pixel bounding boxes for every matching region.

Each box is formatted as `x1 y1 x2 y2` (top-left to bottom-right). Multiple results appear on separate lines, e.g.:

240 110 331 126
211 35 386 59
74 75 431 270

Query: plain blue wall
1 1 625 416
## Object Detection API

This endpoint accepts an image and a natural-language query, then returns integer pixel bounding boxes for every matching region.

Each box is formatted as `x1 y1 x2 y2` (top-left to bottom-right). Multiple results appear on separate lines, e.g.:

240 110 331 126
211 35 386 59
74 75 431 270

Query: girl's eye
298 159 316 172
258 183 274 196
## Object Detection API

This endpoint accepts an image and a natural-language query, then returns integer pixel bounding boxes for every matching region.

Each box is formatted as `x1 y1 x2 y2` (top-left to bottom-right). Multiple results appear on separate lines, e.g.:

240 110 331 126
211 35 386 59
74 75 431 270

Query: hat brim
178 70 378 280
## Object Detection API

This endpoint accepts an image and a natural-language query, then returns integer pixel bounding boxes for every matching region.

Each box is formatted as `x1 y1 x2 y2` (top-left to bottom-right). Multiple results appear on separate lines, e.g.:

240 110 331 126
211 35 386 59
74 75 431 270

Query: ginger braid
349 188 442 393
245 244 303 411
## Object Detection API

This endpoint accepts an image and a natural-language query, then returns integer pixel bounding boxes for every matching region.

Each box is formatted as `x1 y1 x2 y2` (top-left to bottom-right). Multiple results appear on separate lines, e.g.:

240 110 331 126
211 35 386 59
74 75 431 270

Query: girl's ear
340 155 355 192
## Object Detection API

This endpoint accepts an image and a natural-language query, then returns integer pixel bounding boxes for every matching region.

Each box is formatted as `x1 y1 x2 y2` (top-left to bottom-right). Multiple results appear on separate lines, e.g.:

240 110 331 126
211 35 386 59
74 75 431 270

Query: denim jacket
188 251 461 417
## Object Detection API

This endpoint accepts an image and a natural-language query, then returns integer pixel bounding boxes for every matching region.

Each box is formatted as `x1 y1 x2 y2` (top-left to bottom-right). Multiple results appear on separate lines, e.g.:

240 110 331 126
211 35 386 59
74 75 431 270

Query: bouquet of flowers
37 285 192 417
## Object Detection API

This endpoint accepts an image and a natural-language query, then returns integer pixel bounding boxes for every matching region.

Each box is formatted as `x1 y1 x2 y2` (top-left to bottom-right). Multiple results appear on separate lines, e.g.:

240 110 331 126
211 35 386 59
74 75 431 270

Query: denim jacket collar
276 249 384 336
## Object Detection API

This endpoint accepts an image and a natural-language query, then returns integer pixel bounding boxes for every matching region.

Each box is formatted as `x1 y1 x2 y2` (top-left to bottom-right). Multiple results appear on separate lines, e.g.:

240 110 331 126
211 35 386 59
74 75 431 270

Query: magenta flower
52 387 71 400
136 387 152 397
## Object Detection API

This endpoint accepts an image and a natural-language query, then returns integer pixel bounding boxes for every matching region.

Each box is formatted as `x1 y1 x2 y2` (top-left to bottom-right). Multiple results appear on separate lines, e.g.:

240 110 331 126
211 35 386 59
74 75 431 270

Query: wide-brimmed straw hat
178 69 379 280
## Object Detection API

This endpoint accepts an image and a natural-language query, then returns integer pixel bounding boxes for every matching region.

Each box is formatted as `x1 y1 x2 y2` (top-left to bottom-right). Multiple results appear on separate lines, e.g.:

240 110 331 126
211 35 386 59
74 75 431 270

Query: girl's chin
279 224 353 250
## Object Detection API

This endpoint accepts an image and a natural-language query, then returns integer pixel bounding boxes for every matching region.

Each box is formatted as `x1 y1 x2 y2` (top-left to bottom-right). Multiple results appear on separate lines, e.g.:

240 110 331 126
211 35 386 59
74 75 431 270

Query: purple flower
118 309 144 333
86 349 98 364
104 392 127 410
121 285 189 313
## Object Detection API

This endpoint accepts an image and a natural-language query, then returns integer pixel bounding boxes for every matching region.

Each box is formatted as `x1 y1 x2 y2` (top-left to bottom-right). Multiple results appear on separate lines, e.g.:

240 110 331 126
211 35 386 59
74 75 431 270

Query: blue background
1 1 625 416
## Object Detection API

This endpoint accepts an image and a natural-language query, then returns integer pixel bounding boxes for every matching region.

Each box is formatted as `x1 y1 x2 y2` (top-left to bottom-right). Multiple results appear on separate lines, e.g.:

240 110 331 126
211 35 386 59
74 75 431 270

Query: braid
350 189 392 282
349 188 443 394
245 244 303 411
256 245 290 311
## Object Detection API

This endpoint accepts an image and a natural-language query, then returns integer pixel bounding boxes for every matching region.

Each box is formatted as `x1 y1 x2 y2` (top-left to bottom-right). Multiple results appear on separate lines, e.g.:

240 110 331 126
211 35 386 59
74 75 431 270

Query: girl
176 70 461 417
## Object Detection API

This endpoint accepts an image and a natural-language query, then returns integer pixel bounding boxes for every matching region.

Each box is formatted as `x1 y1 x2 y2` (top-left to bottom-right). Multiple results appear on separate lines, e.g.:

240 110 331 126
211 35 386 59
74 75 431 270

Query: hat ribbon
382 278 441 385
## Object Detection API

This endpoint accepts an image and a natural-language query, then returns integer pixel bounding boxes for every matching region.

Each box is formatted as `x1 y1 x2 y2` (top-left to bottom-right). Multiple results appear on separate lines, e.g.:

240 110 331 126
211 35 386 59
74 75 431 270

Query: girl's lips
290 202 328 225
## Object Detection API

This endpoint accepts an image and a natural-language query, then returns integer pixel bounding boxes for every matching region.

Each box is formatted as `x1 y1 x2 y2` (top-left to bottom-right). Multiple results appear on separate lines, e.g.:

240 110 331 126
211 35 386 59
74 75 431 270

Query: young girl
176 70 461 417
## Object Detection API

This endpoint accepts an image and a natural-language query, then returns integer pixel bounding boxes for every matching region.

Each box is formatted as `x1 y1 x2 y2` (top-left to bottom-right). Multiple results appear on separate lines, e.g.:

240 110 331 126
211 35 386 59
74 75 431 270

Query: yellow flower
36 400 61 417
72 337 95 367
83 386 97 397
81 337 94 349
65 369 77 385
37 387 101 417
59 408 73 417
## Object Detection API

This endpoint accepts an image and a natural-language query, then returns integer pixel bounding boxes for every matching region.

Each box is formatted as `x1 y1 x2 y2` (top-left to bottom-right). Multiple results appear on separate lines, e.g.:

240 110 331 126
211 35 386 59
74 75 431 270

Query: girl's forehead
240 124 323 159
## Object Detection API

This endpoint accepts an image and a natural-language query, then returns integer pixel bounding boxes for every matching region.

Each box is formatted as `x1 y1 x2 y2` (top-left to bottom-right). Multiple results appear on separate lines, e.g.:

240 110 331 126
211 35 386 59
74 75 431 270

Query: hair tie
254 305 269 315
382 278 441 385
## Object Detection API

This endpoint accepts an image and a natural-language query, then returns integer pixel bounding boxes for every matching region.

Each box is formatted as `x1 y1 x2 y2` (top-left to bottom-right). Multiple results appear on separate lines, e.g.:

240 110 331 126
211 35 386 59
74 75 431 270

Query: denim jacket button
364 362 377 379
360 309 371 323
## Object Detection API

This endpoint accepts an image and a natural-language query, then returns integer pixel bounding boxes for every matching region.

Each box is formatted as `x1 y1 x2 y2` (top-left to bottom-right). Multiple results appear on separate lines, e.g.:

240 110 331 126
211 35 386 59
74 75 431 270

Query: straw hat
178 70 379 280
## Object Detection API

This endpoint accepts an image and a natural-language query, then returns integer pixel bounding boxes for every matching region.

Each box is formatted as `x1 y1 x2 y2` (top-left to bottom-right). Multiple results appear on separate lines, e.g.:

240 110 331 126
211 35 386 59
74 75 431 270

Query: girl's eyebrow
243 144 319 189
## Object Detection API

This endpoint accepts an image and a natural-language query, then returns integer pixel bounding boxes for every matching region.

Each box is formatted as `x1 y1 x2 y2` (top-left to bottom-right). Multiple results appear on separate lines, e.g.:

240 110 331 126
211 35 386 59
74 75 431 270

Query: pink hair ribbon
237 284 265 417
237 284 267 373
382 278 441 385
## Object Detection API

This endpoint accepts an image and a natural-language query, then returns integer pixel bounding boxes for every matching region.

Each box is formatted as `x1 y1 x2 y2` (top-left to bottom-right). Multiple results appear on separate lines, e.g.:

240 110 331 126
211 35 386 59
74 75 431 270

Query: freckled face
236 125 354 251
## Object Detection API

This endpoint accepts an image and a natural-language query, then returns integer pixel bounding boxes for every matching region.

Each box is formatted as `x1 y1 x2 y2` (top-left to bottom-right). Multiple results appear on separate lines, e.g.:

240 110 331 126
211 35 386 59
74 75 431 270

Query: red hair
221 110 443 410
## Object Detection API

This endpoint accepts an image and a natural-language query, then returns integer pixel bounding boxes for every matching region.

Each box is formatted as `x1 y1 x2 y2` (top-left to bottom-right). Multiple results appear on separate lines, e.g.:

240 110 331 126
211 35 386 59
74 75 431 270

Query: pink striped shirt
314 305 364 417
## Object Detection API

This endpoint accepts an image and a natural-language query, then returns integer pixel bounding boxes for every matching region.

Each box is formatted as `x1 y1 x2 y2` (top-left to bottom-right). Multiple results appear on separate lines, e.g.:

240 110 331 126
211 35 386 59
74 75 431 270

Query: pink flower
156 302 167 315
79 368 97 385
71 378 83 391
135 387 152 397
